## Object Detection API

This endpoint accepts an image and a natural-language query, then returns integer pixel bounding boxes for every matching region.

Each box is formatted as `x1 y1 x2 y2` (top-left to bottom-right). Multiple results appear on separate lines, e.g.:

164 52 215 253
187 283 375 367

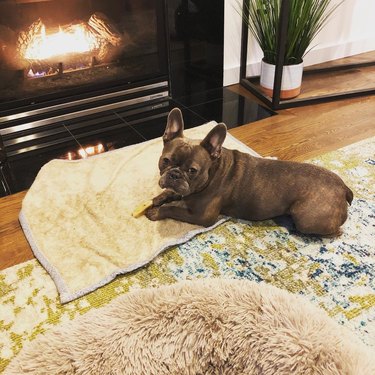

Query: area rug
19 122 259 303
4 279 375 375
1 136 374 373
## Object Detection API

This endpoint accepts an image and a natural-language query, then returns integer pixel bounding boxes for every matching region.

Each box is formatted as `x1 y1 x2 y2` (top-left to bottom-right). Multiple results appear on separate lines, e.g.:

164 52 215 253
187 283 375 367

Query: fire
66 144 105 160
24 23 99 60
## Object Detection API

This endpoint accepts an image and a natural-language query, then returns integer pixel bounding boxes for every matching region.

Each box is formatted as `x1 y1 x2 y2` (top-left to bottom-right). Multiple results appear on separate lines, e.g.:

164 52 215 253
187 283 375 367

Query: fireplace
0 0 169 114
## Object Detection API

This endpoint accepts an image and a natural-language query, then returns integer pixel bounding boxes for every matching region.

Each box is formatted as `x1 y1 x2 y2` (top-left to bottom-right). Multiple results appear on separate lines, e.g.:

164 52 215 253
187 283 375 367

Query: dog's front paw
152 190 181 207
145 207 162 221
152 195 166 207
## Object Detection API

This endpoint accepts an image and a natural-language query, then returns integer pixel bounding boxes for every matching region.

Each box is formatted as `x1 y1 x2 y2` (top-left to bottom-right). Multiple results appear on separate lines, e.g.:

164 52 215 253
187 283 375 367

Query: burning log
17 19 44 61
15 13 124 78
87 12 124 61
88 13 122 47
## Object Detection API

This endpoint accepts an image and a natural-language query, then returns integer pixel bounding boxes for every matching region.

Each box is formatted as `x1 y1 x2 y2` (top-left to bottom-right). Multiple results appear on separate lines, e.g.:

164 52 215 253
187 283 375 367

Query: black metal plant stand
239 0 375 110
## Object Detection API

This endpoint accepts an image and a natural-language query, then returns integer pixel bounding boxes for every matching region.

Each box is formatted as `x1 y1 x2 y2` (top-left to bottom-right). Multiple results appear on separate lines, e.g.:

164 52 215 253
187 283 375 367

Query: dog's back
219 148 352 236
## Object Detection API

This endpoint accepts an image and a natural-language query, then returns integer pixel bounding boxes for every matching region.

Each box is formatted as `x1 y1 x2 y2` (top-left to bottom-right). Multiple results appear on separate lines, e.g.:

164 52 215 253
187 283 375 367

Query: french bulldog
146 108 353 236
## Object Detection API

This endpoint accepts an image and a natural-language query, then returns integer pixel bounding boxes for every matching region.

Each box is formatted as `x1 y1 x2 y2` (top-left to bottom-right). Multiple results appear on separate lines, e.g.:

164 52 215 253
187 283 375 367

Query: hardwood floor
299 66 375 98
229 85 375 161
304 50 375 70
0 191 29 269
1 85 375 271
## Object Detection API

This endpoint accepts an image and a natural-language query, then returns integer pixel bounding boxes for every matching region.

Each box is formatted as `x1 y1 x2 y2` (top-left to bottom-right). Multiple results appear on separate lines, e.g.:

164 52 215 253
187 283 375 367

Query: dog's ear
163 108 184 143
200 123 227 159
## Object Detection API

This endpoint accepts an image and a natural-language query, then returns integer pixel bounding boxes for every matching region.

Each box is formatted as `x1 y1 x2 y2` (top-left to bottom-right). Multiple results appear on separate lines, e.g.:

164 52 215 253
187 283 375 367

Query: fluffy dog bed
5 279 374 375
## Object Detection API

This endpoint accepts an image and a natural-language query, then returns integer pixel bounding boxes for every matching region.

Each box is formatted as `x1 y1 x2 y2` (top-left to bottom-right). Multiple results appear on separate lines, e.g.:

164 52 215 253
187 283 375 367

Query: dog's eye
188 167 197 174
162 158 170 165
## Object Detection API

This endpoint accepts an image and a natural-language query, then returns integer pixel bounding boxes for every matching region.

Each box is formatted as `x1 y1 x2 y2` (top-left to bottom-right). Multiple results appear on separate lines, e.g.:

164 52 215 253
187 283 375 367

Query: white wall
224 0 375 86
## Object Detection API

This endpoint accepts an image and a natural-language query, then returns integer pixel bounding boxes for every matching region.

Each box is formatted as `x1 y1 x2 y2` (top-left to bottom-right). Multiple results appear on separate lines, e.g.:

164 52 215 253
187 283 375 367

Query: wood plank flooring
229 85 375 161
0 191 29 269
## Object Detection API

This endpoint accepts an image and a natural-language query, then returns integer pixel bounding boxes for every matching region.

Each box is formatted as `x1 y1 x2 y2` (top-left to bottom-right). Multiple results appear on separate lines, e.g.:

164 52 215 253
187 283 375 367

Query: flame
63 144 105 160
24 23 99 60
78 148 88 159
77 144 105 158
27 69 46 78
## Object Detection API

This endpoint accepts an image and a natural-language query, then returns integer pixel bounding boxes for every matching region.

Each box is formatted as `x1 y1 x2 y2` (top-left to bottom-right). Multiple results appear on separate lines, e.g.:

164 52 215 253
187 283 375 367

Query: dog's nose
168 169 182 180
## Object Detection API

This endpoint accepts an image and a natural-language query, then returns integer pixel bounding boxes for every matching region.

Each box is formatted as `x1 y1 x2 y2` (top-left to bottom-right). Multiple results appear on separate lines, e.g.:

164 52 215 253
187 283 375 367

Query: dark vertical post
0 135 6 164
272 0 290 108
240 0 250 80
180 0 192 95
58 62 64 76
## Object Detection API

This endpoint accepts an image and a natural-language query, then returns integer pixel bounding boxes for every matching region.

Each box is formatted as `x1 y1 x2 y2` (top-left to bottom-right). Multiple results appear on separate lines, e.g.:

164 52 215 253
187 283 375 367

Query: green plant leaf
236 0 343 65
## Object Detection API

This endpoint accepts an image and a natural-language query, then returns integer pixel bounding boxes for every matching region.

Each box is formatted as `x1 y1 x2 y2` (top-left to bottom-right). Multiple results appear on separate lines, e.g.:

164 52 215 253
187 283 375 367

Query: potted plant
239 0 342 99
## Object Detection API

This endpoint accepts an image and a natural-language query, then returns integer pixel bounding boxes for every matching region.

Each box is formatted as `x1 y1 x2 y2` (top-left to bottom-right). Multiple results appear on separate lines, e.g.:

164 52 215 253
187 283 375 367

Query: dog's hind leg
289 199 348 237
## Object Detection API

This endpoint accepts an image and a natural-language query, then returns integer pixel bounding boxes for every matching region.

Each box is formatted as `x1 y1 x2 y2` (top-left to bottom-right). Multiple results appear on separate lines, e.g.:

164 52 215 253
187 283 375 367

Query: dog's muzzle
167 168 182 181
159 168 190 196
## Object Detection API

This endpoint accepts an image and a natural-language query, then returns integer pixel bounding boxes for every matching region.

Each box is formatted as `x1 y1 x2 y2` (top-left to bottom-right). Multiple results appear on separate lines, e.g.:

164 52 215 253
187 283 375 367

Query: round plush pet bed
5 279 375 375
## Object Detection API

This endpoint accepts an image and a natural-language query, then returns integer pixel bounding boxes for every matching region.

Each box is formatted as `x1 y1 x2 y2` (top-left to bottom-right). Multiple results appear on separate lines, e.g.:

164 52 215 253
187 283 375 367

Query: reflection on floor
0 87 275 196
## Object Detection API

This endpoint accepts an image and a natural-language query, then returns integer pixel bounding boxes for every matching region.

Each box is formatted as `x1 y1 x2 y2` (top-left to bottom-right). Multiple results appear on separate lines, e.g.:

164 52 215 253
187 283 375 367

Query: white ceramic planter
260 60 304 99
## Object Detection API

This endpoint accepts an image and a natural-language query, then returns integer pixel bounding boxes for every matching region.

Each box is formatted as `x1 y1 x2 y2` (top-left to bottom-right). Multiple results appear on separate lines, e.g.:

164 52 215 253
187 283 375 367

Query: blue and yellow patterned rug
1 136 374 372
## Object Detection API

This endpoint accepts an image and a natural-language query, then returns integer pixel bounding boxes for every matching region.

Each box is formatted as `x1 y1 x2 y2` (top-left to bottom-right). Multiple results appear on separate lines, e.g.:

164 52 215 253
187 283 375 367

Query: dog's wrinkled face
158 108 227 197
158 138 213 196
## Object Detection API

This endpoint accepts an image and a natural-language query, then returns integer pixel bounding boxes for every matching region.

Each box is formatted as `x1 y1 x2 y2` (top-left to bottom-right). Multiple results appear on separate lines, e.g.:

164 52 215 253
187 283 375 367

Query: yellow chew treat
132 200 153 218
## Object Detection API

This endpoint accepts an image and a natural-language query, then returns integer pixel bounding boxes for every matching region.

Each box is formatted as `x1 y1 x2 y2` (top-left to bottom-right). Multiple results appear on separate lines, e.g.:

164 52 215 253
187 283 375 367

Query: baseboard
303 37 375 67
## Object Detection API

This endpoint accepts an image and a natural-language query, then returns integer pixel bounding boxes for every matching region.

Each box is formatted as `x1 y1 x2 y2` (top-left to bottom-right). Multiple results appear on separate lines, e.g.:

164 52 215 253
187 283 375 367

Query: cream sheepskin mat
5 279 375 375
20 122 259 303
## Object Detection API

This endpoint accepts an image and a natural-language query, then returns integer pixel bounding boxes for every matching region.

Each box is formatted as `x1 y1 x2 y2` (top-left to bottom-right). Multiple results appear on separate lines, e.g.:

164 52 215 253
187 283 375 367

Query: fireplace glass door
0 0 168 112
